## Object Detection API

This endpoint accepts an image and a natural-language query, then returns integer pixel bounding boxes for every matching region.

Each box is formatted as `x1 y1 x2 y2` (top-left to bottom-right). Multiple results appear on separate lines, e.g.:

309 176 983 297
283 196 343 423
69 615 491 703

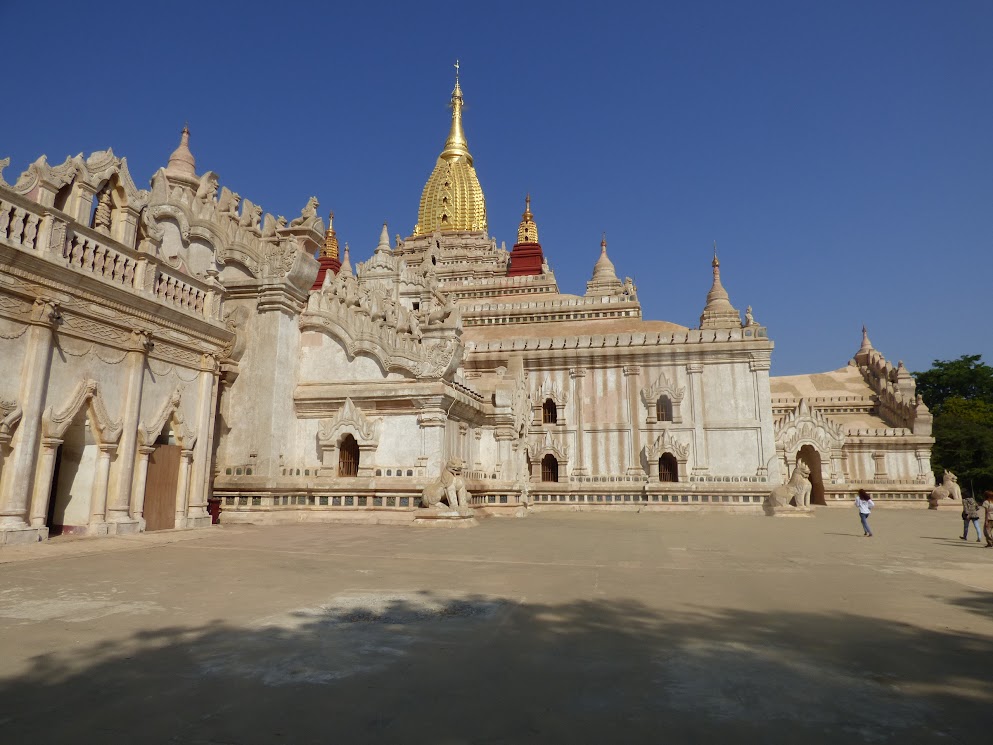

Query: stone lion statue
290 196 319 227
767 462 812 510
928 470 961 510
421 458 471 512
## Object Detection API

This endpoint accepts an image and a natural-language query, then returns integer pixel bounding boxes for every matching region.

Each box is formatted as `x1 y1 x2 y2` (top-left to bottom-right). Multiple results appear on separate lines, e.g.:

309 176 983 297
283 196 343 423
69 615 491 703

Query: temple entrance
541 454 558 482
659 453 678 483
797 445 826 506
144 444 180 531
339 434 359 477
48 413 97 534
45 445 64 535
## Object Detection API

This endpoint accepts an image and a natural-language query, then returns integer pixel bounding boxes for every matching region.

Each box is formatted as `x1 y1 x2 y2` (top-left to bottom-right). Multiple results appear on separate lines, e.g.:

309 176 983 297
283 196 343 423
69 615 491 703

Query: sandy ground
1 508 991 744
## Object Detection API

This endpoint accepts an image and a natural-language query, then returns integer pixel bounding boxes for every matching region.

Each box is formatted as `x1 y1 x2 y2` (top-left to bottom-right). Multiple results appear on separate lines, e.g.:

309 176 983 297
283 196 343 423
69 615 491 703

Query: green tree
914 355 993 495
914 354 993 415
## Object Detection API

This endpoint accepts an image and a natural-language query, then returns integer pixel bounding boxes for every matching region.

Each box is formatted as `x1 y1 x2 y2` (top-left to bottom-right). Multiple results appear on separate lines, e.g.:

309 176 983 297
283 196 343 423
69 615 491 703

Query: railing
0 191 220 323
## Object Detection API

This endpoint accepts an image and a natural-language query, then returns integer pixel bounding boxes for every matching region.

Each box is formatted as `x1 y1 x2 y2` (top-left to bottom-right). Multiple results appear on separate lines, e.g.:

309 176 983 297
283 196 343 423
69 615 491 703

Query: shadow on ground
2 592 992 744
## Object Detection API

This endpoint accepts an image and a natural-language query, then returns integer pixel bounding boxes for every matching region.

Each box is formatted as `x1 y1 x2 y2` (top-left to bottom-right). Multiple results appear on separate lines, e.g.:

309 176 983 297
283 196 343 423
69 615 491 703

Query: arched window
542 398 558 425
656 396 673 422
659 453 678 483
338 434 359 477
541 454 559 482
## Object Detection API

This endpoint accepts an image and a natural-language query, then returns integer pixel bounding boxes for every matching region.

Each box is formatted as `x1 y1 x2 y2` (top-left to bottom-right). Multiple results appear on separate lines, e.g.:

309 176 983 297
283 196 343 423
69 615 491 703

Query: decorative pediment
534 376 568 406
318 398 381 447
644 430 689 461
136 388 197 448
43 379 123 444
527 430 569 461
641 370 685 406
301 279 462 380
774 398 846 454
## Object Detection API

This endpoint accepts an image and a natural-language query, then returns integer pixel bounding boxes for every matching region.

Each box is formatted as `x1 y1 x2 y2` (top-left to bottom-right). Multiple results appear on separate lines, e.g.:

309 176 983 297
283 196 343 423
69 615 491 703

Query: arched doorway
144 427 181 532
48 413 98 534
339 434 359 477
796 445 825 505
659 453 678 482
541 454 558 482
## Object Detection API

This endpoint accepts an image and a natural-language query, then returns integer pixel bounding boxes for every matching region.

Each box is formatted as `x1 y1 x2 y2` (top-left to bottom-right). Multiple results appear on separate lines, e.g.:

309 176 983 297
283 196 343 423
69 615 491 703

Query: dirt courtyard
1 508 991 744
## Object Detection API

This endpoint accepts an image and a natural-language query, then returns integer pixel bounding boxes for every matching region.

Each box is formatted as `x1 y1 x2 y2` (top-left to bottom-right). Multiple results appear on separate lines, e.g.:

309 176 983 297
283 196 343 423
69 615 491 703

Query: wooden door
144 444 180 531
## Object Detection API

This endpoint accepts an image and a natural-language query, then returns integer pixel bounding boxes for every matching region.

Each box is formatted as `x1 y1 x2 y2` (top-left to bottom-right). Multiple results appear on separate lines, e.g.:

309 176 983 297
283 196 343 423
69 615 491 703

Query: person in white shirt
856 489 874 537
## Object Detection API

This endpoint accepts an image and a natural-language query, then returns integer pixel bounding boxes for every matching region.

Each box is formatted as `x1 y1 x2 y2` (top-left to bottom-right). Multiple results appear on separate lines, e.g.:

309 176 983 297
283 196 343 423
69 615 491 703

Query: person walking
983 491 993 548
856 489 874 537
961 492 982 543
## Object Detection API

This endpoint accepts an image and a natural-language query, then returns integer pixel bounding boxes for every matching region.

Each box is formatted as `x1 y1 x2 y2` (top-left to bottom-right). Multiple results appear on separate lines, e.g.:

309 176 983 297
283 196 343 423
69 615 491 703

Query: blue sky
2 1 990 375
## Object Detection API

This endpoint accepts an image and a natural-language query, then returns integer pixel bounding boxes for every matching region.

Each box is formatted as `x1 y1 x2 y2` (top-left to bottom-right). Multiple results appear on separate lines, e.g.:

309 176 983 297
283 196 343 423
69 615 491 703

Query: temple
0 72 935 543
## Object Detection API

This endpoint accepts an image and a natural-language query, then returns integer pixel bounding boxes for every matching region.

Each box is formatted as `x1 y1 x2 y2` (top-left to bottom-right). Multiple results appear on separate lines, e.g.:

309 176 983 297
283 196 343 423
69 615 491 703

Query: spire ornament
585 233 625 297
165 124 197 180
699 244 742 329
414 67 488 235
321 210 339 259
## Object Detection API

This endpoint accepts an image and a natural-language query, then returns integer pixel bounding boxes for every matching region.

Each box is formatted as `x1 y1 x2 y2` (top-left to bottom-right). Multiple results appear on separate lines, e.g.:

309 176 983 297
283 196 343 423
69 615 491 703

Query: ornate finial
601 232 607 250
859 325 873 353
167 123 197 177
517 194 539 244
699 245 741 329
321 209 338 259
441 63 470 162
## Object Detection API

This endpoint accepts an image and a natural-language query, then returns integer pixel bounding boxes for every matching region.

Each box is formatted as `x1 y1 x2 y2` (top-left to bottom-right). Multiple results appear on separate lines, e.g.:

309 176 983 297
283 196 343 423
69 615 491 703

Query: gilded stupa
413 63 488 235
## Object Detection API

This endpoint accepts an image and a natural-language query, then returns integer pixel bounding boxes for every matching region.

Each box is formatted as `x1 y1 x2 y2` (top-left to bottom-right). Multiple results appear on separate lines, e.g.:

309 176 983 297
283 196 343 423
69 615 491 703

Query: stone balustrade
469 325 768 352
0 190 220 323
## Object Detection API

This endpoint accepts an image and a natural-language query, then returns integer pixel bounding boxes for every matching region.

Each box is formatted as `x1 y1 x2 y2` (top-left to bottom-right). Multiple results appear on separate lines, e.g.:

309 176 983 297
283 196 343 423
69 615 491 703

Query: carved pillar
132 445 155 522
175 449 194 527
188 354 218 521
872 451 888 480
623 366 642 475
0 299 59 531
70 183 98 225
570 368 587 475
417 399 448 475
749 356 772 477
914 447 932 483
88 444 117 526
107 331 151 525
647 456 660 481
686 362 708 474
28 438 62 527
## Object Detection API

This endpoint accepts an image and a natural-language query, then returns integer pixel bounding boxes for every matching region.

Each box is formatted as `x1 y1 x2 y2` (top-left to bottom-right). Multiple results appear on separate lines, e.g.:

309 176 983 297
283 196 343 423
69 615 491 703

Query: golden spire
516 194 539 244
414 65 488 235
441 59 471 164
321 210 339 259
